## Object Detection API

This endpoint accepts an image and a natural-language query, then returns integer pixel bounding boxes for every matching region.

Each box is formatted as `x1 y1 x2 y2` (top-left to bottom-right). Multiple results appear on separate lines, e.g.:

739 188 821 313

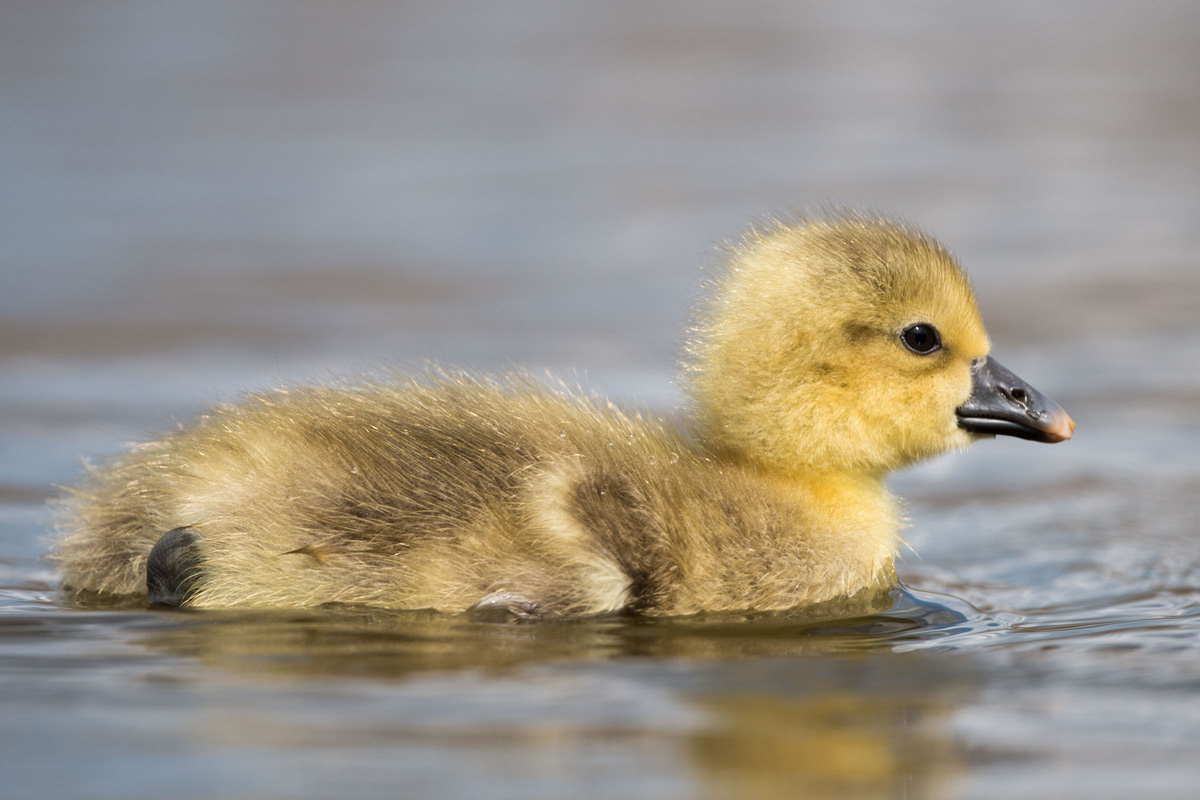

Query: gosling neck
786 468 898 526
773 467 903 588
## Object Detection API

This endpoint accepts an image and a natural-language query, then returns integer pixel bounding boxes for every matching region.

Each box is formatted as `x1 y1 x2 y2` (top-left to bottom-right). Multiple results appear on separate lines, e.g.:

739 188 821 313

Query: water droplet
648 455 657 466
607 441 614 447
559 430 567 438
669 452 679 464
350 466 359 475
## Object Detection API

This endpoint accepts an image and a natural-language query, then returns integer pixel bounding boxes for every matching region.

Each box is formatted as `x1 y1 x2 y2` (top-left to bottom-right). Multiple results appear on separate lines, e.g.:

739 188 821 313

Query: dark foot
146 527 205 607
467 591 542 623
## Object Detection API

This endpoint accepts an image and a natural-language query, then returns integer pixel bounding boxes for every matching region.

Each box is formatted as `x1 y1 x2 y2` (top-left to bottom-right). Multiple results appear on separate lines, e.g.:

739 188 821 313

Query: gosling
53 213 1074 618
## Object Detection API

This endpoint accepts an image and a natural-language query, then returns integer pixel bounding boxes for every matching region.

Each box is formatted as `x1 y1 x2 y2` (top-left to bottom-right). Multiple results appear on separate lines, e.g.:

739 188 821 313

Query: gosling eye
901 323 942 355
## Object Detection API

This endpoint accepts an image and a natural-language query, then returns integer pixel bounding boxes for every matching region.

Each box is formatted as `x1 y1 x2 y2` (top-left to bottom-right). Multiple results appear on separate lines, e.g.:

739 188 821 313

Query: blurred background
2 2 1199 799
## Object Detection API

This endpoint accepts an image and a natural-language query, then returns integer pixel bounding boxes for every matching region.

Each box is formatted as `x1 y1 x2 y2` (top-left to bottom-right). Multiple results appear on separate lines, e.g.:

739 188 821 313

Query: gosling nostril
1010 387 1029 405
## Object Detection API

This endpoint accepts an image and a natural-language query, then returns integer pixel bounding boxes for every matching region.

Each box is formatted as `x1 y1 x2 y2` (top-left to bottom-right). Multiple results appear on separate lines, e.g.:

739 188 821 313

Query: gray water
3 2 1200 798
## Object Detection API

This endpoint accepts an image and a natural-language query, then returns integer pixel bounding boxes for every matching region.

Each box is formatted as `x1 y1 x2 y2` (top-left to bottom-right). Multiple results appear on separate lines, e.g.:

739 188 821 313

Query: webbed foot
467 591 542 623
146 527 205 607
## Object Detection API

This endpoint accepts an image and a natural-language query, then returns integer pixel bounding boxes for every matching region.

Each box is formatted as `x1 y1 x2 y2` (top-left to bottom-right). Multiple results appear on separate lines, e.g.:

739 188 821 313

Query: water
3 2 1200 797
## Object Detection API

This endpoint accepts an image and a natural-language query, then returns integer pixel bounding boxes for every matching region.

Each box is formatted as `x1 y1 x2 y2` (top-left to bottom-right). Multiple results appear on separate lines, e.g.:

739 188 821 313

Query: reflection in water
57 586 971 799
694 691 958 800
0 581 978 798
112 586 972 678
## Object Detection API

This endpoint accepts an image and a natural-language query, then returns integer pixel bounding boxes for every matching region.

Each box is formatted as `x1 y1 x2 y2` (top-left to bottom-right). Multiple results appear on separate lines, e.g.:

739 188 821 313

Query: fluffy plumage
52 212 1071 616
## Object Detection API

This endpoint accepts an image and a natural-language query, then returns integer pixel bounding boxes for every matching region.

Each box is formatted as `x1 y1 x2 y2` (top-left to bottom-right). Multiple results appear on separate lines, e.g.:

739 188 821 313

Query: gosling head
685 213 1073 478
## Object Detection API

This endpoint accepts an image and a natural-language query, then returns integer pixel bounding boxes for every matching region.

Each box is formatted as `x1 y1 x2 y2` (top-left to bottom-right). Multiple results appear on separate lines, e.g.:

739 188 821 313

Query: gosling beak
956 357 1075 443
